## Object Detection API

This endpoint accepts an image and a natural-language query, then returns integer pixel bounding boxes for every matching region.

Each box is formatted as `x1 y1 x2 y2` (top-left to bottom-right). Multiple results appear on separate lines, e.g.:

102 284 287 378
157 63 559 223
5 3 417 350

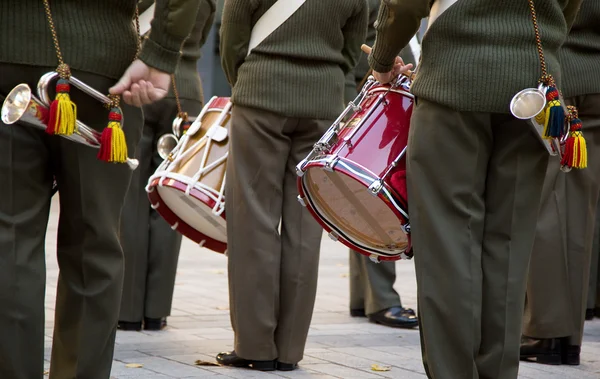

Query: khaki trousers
523 94 600 345
587 200 600 311
349 251 402 315
225 105 329 364
407 99 548 379
119 98 202 322
0 63 142 379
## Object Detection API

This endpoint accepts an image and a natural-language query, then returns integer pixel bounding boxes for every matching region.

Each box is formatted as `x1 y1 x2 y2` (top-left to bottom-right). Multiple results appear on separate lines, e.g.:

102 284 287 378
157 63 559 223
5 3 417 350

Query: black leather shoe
144 317 167 331
596 307 600 318
350 308 366 317
216 351 276 371
118 321 142 331
276 361 298 371
585 308 595 320
520 336 563 365
368 306 418 329
562 343 580 365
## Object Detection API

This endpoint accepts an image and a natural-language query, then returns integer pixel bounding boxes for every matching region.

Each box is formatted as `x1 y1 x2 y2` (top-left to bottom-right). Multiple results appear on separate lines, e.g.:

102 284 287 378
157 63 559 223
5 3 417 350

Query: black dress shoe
350 308 366 317
276 361 298 371
520 336 563 365
562 344 580 365
118 321 142 331
144 317 167 331
585 308 595 320
216 351 276 371
596 307 600 318
368 306 418 329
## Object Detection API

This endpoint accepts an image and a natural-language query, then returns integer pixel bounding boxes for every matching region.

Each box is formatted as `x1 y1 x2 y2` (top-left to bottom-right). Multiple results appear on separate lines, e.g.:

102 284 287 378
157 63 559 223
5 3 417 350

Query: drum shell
147 97 230 254
298 85 414 261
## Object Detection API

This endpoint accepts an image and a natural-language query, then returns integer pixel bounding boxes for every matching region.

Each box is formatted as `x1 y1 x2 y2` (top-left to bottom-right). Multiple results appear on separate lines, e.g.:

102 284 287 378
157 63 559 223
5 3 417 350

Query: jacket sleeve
219 0 258 87
341 1 369 75
563 0 583 31
368 0 430 73
138 0 202 74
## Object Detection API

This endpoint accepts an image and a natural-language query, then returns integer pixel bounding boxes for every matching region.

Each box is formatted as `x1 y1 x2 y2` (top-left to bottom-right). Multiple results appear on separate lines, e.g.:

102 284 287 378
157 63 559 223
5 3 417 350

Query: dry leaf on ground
216 305 229 310
125 363 144 368
195 360 219 366
339 273 349 278
371 363 391 372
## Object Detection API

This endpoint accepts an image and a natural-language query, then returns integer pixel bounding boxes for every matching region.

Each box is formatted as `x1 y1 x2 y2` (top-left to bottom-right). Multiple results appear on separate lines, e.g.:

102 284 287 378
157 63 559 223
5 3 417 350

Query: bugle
157 115 195 160
1 72 139 170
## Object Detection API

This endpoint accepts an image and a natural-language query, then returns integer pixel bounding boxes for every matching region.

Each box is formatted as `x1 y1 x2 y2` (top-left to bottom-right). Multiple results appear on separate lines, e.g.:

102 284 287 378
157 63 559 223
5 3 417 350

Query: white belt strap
427 0 458 31
138 3 155 36
247 0 307 56
408 35 421 65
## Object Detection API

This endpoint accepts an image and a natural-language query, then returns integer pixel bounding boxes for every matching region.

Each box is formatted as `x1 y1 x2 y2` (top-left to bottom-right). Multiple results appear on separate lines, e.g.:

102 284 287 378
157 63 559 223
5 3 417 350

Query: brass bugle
1 72 139 170
157 115 195 160
510 83 562 157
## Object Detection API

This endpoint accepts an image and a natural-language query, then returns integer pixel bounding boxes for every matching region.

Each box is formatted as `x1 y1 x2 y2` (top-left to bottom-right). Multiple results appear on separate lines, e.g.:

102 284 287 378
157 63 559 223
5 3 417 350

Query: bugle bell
157 115 195 160
510 83 561 156
1 72 139 170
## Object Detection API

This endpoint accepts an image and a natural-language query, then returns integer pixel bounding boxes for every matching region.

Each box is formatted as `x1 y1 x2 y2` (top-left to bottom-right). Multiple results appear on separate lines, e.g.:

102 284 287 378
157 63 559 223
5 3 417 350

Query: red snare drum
296 77 413 262
147 97 231 254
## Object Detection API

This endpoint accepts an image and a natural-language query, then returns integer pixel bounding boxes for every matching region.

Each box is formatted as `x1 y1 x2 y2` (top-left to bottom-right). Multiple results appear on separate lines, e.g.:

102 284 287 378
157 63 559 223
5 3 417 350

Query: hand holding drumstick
361 44 414 84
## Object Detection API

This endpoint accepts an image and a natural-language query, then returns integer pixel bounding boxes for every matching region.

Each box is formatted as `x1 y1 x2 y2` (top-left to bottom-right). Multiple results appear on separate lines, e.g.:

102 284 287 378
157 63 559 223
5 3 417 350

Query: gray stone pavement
43 198 600 378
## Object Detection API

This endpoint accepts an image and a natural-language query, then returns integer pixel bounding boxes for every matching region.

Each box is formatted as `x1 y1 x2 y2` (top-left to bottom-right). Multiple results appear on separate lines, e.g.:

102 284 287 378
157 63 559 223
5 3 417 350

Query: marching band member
346 0 418 330
0 1 199 378
522 0 600 365
217 0 367 371
368 0 582 378
118 0 216 332
587 211 600 320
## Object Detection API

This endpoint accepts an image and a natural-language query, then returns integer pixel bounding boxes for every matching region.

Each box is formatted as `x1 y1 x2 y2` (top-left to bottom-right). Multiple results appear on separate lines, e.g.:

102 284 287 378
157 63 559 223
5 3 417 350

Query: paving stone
38 198 600 379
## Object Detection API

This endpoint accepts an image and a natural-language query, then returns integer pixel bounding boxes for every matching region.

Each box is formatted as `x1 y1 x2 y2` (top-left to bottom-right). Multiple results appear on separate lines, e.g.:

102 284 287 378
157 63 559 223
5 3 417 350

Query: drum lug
401 223 411 234
324 156 339 171
368 180 383 195
297 196 307 207
328 231 339 241
296 160 307 177
369 254 380 263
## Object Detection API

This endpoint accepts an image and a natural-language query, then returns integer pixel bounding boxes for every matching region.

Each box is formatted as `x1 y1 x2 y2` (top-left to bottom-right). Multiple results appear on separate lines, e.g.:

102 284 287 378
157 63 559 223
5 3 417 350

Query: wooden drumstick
361 44 414 79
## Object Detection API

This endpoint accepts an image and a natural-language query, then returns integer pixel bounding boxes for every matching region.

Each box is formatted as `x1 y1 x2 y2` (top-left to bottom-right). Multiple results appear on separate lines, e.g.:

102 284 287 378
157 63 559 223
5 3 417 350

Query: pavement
43 198 600 379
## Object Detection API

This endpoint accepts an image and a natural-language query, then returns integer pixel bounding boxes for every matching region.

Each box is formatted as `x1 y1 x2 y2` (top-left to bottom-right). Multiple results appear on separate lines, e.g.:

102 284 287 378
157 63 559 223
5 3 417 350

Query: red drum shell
298 84 413 261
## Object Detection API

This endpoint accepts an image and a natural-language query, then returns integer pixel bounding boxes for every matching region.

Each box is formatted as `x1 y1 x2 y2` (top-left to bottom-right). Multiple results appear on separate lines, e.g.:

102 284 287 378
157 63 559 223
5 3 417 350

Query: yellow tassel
55 92 77 135
572 132 587 169
534 108 546 125
109 121 128 163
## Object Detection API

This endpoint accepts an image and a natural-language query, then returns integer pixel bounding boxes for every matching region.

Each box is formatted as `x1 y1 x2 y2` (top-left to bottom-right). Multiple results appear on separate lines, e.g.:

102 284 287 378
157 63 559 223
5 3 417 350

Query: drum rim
298 157 410 259
147 177 227 254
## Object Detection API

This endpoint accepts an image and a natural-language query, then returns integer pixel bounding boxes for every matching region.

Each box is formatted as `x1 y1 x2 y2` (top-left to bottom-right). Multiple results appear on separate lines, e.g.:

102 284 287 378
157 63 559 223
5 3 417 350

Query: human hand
362 44 414 84
109 60 171 107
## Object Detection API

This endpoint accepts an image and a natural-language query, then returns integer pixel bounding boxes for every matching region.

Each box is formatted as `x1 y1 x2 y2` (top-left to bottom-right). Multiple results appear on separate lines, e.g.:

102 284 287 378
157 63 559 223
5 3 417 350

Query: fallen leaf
216 305 229 310
43 371 49 376
336 263 346 267
125 363 144 368
210 269 224 274
195 360 219 366
371 364 391 372
339 273 349 278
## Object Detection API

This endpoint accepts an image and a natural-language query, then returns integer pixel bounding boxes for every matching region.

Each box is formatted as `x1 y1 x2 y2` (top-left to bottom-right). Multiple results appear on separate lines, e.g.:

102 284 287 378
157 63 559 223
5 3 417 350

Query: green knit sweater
220 0 368 120
140 0 216 101
369 0 583 114
0 0 201 80
346 0 415 102
560 0 600 98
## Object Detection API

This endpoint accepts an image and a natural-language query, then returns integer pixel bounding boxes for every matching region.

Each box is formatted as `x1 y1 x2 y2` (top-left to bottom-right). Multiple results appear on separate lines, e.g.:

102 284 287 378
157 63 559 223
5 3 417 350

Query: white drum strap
427 0 458 31
247 0 307 56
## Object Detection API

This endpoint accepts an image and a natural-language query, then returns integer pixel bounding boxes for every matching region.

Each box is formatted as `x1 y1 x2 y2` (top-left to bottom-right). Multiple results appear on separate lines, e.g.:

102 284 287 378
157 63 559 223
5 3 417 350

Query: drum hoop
146 178 227 253
147 172 226 220
368 87 414 99
303 157 408 220
299 175 407 257
300 158 409 256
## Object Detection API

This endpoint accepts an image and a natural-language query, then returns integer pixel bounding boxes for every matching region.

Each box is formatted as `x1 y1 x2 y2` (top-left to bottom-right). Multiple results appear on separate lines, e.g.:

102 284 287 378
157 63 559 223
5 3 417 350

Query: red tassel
97 127 113 161
46 100 59 134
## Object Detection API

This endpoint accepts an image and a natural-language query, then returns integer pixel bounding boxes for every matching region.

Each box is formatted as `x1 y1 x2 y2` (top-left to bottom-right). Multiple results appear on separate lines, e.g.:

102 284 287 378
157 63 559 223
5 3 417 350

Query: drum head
157 184 227 244
301 164 408 255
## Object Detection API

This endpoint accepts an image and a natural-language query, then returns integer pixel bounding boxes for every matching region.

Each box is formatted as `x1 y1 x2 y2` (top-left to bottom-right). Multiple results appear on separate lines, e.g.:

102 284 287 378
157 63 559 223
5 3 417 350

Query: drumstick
361 44 414 79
